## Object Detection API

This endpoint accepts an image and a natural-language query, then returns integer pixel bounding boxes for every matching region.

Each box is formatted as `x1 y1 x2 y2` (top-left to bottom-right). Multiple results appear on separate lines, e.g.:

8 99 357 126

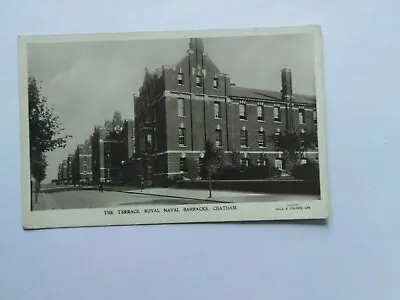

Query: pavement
32 187 320 211
119 188 319 203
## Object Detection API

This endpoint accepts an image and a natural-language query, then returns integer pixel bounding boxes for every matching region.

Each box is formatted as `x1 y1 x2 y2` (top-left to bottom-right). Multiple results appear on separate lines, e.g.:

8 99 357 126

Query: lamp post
107 153 111 184
208 166 212 198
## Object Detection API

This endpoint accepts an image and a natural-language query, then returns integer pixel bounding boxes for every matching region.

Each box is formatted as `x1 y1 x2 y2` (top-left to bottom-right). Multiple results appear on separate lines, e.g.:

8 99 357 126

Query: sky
27 33 316 182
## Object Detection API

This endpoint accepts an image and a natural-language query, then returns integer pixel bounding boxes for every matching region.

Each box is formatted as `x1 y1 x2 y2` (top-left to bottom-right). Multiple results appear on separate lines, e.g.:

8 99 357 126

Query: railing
177 179 320 195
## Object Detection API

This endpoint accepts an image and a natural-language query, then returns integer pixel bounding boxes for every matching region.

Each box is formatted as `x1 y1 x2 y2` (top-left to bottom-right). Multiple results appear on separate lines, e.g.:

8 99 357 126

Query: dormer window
274 105 281 122
177 68 184 85
257 104 264 121
213 74 219 89
239 103 247 120
299 107 306 125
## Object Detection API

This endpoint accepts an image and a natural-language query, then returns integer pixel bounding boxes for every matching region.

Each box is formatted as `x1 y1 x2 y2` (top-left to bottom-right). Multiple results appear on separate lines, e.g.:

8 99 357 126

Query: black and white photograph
19 26 328 229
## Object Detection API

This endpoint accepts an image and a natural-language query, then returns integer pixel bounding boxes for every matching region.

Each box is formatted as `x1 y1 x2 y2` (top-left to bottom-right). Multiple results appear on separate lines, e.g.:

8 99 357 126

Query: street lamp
107 153 111 183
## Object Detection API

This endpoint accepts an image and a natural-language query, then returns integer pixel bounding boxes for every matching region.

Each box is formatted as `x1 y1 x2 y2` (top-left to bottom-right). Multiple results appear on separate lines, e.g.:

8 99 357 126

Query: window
177 68 184 85
241 158 249 168
257 158 267 167
180 157 187 172
196 71 202 87
275 158 283 170
146 133 152 150
198 153 205 172
178 98 185 117
215 127 222 147
313 109 318 125
154 128 157 150
299 108 306 124
213 74 219 89
178 124 186 147
257 105 264 121
214 101 221 119
258 128 266 148
240 128 248 148
239 103 247 120
274 106 281 122
274 128 281 147
153 105 157 121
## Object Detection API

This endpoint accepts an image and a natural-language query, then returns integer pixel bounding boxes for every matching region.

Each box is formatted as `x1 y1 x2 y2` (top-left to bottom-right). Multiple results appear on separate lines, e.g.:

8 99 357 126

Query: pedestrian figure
140 175 144 192
34 180 40 203
99 181 104 192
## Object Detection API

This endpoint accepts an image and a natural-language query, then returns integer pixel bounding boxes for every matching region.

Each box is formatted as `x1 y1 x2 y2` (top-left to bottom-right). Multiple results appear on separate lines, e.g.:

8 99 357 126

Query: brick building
66 154 74 183
73 138 93 184
55 111 135 186
91 111 135 184
134 38 318 187
57 164 62 183
62 160 68 183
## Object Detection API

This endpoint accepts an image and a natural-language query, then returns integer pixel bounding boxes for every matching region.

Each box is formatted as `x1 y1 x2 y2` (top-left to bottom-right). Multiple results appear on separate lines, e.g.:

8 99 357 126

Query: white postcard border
18 25 329 229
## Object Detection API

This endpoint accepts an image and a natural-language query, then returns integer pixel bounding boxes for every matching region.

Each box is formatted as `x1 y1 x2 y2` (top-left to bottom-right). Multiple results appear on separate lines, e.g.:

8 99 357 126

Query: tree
201 139 223 198
28 74 71 195
269 129 318 171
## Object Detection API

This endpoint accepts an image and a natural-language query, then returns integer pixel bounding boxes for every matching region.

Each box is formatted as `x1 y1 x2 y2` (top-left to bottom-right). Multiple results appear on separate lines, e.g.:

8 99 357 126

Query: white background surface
1 1 399 299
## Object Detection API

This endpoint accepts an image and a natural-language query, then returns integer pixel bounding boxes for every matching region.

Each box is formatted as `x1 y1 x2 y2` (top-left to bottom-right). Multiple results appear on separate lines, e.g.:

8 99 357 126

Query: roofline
230 95 316 106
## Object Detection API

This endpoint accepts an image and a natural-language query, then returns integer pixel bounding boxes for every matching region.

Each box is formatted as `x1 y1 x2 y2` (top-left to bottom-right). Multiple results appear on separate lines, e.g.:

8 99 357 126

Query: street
32 188 320 211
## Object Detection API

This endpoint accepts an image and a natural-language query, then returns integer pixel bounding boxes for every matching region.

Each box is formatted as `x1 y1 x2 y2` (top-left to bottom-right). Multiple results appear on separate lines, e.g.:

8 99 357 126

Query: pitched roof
230 86 316 105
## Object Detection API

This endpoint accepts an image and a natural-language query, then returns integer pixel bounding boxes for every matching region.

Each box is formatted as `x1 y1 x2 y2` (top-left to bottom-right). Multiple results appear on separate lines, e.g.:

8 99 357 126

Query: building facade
73 138 93 184
91 111 135 184
134 38 318 187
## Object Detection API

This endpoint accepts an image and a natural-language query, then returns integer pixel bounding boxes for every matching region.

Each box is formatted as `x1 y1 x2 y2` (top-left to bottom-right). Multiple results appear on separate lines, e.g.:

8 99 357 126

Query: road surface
32 188 320 211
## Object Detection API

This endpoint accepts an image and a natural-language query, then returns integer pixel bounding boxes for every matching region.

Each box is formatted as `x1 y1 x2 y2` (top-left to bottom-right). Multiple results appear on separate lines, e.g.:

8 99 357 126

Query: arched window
298 107 306 124
178 123 186 147
257 153 268 167
215 125 222 147
213 74 219 89
274 105 281 122
258 127 266 148
241 152 249 168
196 70 202 87
275 156 283 170
240 126 248 148
239 102 247 120
179 153 187 172
198 152 205 172
214 101 221 119
177 68 184 85
300 153 308 165
257 103 264 121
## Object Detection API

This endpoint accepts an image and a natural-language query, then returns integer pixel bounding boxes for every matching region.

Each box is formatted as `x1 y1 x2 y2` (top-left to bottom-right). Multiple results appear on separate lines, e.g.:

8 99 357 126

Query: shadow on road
118 198 217 206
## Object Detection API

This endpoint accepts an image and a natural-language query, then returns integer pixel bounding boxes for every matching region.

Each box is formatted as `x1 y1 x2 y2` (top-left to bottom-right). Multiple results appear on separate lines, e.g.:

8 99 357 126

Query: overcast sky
27 33 316 182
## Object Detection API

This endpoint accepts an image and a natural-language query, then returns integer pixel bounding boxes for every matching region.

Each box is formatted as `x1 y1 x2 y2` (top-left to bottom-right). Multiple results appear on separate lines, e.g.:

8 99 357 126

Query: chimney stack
281 68 294 133
280 68 293 100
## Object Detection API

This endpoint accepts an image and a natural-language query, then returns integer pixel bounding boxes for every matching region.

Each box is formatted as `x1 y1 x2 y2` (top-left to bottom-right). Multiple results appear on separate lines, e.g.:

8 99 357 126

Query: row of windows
178 156 307 172
178 99 317 125
239 128 266 148
179 157 270 172
177 69 219 89
241 103 317 125
178 125 268 148
178 98 222 119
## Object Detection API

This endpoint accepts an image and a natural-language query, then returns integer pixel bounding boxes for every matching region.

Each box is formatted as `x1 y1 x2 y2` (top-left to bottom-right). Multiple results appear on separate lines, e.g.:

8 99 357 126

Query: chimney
281 68 294 133
280 68 293 100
